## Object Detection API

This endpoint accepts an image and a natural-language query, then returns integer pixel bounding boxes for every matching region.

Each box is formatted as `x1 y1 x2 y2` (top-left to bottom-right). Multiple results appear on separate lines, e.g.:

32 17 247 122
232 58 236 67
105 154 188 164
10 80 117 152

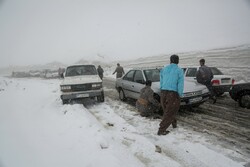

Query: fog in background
0 0 250 68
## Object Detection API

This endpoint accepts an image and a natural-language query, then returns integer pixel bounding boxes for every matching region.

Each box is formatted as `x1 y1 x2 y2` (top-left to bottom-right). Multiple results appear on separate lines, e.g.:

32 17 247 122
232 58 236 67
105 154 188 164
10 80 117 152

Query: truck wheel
119 89 126 101
239 93 250 109
97 91 105 102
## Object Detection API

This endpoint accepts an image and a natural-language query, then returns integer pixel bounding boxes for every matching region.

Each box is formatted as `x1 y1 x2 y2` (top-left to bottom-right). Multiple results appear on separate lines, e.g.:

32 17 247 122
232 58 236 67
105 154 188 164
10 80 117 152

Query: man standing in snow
196 59 216 104
158 55 184 135
113 63 125 78
136 80 161 118
97 65 104 80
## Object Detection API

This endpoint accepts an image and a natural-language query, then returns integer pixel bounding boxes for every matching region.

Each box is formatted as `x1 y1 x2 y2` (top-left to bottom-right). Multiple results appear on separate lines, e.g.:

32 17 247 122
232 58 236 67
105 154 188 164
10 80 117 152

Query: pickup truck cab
183 67 235 96
60 64 104 104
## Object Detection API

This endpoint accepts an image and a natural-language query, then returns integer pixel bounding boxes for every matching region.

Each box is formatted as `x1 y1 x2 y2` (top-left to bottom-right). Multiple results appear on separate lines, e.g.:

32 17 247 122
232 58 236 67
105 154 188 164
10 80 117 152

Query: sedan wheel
239 93 250 109
119 89 126 101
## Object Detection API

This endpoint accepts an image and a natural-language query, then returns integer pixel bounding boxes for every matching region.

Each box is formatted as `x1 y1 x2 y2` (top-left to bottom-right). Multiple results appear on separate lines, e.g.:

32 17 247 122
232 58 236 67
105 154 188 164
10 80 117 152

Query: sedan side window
123 70 135 81
186 68 197 77
134 70 145 84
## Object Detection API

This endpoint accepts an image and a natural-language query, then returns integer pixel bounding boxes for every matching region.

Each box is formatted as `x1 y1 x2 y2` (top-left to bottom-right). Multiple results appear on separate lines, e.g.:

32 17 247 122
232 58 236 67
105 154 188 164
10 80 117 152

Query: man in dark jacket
113 63 125 78
136 80 161 118
97 65 104 80
196 59 216 103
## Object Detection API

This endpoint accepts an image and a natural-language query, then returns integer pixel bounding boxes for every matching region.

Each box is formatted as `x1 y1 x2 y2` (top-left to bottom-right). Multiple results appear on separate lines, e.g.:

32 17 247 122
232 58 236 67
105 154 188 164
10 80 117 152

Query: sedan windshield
65 65 97 77
143 69 160 82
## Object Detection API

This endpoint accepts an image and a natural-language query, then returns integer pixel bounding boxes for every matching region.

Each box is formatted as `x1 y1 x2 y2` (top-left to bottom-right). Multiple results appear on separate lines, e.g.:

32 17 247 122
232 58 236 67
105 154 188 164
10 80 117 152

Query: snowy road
103 77 250 160
0 77 249 167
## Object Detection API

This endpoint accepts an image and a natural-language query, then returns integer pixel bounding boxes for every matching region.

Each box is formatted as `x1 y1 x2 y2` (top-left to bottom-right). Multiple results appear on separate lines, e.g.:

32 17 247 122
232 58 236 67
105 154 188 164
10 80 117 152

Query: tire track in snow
102 97 245 167
103 78 250 163
84 99 224 167
84 101 183 167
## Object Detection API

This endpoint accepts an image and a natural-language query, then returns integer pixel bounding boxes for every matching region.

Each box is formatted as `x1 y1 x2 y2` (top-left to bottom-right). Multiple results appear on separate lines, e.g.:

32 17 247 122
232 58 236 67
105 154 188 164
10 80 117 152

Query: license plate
221 78 230 84
76 94 89 98
189 97 202 103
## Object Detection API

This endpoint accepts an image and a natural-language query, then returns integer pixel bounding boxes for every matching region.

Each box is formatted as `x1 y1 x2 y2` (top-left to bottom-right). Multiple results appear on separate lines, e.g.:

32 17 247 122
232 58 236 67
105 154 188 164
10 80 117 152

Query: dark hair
199 59 205 64
145 80 152 86
170 54 179 64
117 63 120 66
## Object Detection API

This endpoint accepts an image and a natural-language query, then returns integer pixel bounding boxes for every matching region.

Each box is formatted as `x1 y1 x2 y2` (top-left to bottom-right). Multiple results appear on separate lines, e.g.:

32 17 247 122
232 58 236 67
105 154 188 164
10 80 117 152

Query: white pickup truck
60 64 104 104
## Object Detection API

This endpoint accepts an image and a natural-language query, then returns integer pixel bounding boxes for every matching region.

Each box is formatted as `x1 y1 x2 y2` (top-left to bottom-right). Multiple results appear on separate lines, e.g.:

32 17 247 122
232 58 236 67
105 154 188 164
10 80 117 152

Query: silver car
115 67 210 107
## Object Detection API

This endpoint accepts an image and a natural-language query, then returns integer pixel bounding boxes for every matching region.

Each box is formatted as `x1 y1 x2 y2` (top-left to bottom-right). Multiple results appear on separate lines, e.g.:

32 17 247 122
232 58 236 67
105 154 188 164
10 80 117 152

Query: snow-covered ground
0 77 249 167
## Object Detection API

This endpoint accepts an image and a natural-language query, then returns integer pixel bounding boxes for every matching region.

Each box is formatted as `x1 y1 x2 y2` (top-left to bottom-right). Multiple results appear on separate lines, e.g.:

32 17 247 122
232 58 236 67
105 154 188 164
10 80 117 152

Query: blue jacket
160 64 184 97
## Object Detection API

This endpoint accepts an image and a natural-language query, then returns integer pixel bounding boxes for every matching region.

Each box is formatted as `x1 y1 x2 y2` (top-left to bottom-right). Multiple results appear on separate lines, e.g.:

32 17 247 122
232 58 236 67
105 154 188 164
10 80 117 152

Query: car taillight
232 79 235 85
212 80 220 85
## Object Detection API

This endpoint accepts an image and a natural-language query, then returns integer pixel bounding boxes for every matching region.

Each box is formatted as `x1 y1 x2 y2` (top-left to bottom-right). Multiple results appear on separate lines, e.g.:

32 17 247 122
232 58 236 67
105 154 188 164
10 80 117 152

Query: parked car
182 67 235 96
115 67 210 108
60 64 104 104
229 82 250 109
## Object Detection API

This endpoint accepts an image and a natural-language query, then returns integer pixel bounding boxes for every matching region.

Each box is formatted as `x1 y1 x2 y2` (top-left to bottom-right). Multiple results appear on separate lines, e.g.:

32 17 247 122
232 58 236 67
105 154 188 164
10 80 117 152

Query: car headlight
61 85 71 90
92 83 102 88
202 88 209 94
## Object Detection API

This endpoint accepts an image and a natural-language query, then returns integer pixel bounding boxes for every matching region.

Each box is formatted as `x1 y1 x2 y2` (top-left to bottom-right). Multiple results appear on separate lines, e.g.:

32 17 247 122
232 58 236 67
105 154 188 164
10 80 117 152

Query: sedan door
121 70 135 98
132 70 146 99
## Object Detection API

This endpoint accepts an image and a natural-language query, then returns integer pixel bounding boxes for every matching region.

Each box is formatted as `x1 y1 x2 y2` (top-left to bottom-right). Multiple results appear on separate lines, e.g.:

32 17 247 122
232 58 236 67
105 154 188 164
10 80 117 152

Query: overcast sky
0 0 250 67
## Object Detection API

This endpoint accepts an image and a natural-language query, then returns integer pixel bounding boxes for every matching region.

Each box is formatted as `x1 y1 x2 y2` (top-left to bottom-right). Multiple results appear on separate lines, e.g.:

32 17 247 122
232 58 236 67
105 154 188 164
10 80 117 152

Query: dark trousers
204 81 215 97
158 90 180 133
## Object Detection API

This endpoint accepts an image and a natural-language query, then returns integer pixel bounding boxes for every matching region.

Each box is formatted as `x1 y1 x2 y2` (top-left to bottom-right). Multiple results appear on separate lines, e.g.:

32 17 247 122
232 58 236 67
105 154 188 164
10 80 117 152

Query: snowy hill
119 44 250 82
1 45 249 81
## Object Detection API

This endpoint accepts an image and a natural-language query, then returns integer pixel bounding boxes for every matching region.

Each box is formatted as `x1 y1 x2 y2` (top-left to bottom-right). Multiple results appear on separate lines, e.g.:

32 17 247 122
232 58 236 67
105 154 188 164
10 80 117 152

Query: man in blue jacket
158 55 184 135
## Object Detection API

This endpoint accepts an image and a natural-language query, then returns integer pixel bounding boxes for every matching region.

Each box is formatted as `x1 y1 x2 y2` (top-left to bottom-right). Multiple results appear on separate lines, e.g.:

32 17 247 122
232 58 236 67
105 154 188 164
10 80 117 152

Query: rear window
211 67 223 75
65 65 97 77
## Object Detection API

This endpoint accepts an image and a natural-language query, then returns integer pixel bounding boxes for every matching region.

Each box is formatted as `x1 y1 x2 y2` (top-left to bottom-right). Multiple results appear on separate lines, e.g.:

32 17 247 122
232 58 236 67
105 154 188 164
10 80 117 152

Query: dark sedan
229 82 250 109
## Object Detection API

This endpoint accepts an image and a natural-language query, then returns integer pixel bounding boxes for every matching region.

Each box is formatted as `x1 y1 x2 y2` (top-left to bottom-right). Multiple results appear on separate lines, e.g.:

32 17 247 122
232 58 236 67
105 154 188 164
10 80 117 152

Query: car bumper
180 92 210 107
61 89 103 100
213 85 232 93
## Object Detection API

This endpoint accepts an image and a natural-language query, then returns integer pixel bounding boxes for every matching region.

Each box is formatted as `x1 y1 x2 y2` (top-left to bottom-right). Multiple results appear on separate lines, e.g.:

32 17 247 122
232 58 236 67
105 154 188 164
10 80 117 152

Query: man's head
199 59 205 66
145 80 152 87
170 54 179 64
117 63 120 66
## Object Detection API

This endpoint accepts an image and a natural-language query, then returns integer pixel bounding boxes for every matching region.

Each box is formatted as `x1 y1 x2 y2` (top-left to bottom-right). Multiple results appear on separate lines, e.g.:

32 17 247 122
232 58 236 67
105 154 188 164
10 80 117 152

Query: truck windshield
143 69 160 82
65 65 97 77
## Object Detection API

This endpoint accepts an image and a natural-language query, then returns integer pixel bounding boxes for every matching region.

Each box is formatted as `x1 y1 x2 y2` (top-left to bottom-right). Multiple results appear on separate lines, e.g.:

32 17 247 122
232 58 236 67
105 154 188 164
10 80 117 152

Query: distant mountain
1 44 249 77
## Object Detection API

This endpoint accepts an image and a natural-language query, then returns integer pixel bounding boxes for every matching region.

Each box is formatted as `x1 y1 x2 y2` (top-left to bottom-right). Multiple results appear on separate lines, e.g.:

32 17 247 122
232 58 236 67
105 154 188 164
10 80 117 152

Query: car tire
119 88 126 101
97 91 105 102
239 93 250 109
62 99 68 105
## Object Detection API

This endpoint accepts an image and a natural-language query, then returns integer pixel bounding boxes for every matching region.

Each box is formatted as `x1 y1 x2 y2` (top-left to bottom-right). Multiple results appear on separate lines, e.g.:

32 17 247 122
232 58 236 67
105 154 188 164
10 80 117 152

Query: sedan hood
61 75 102 85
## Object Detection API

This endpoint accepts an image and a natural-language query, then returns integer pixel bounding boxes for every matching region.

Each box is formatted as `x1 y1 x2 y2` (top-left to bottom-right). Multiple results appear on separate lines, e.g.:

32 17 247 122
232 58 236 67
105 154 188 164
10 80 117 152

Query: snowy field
0 76 249 167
